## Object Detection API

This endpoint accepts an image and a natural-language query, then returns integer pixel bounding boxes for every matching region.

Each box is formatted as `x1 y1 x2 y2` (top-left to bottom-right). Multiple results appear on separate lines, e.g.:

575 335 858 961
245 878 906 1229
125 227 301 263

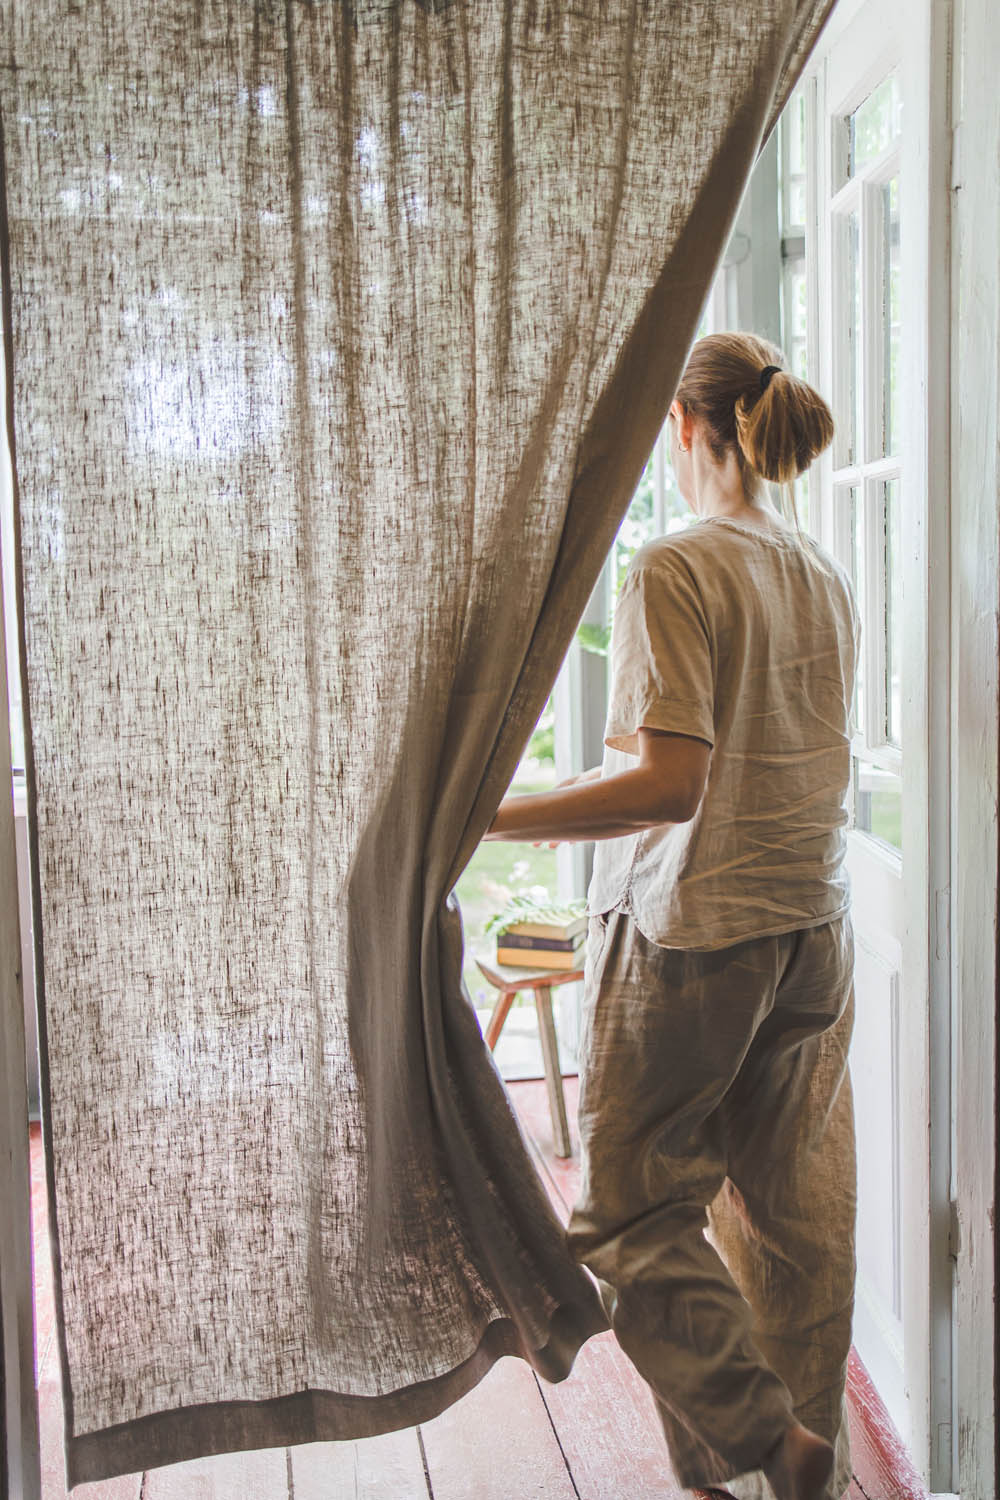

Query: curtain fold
0 0 832 1484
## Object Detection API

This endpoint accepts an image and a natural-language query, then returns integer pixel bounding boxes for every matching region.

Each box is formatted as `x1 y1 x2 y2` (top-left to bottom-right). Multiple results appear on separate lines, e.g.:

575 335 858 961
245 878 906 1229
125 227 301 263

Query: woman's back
491 331 855 1500
588 518 859 950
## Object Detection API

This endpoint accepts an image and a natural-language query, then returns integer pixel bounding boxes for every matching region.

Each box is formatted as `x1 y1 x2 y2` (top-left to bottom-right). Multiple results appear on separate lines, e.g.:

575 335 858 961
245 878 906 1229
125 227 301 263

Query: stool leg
534 985 572 1158
484 988 517 1051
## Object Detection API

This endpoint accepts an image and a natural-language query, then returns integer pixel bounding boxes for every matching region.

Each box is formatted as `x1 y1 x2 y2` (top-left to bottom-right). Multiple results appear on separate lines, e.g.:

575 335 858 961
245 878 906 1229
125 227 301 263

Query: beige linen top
588 517 859 950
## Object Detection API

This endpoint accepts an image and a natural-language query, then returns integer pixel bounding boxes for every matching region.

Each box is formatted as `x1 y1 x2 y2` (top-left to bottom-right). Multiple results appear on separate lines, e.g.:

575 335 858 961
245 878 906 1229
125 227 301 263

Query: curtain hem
65 1296 608 1487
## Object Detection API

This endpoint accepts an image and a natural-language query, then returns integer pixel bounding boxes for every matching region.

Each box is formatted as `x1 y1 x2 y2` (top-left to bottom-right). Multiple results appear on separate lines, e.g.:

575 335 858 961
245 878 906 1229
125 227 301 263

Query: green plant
483 892 587 938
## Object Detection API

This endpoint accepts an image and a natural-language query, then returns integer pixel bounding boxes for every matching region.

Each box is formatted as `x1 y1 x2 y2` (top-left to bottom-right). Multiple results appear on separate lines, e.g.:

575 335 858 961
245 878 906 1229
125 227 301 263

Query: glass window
818 72 904 858
848 73 902 176
780 87 808 235
851 212 864 465
884 478 902 746
854 760 902 853
835 210 863 468
882 176 901 456
783 262 809 380
848 484 865 736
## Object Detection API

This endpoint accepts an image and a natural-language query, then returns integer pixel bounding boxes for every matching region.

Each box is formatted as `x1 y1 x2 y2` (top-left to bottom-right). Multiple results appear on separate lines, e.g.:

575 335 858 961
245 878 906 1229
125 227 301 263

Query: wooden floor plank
290 1429 429 1500
537 1330 683 1500
419 1356 576 1500
141 1446 288 1499
522 1125 572 1221
507 1078 583 1217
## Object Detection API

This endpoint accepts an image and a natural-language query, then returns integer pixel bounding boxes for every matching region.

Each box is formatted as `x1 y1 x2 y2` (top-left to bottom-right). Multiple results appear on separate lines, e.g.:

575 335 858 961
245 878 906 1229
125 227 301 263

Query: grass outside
454 763 561 1010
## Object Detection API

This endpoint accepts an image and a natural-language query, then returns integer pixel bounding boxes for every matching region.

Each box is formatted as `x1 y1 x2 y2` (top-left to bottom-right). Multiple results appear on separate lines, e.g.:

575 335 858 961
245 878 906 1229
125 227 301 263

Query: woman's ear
670 400 693 454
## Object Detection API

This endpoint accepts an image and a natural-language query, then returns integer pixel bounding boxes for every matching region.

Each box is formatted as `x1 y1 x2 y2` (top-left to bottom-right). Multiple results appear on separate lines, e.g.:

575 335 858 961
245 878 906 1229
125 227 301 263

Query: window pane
882 176 901 456
790 90 806 176
848 484 865 735
789 180 807 231
835 212 862 467
854 759 902 853
851 211 863 463
780 88 808 235
884 478 902 746
782 260 808 380
848 73 902 176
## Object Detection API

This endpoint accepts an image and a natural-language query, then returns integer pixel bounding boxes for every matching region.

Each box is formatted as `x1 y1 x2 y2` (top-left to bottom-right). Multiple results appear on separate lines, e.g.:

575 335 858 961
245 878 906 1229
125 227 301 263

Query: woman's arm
555 766 603 789
485 728 710 843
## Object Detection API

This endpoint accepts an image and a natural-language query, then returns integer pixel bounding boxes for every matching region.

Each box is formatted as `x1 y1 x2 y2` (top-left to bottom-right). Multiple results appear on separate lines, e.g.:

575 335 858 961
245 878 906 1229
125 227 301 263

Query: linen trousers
566 908 856 1499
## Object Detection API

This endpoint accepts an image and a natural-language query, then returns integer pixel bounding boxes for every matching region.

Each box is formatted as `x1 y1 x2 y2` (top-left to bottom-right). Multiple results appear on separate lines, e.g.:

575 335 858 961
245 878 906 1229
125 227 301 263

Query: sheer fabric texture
0 0 832 1484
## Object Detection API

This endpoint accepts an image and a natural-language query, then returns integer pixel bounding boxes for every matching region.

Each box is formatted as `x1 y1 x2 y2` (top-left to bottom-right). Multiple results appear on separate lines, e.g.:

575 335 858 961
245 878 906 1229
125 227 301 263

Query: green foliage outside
455 769 560 1009
576 438 692 662
527 698 555 765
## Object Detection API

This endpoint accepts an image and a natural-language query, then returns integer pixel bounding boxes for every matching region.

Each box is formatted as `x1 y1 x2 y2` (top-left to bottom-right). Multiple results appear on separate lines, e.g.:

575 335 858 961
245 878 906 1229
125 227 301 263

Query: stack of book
495 911 587 970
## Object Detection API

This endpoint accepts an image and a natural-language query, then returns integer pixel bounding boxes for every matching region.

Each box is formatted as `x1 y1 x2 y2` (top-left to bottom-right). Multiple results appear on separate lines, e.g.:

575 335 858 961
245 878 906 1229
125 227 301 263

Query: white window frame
827 130 904 859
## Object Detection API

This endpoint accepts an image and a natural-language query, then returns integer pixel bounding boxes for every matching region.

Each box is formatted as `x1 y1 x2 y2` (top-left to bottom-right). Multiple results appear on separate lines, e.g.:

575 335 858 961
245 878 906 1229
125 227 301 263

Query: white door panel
807 0 952 1481
852 933 902 1324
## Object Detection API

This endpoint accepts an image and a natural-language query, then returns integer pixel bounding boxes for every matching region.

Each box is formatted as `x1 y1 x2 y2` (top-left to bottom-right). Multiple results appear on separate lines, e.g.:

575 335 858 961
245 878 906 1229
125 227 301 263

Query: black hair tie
759 364 782 392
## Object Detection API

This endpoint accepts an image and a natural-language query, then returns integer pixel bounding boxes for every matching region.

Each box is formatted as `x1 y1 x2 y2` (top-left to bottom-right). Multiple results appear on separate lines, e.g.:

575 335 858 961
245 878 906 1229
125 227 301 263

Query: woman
486 333 858 1500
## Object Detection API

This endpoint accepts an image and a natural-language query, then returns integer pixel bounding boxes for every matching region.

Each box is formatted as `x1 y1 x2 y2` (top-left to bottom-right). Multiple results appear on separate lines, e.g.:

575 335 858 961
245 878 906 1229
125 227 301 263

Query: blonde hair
674 332 834 525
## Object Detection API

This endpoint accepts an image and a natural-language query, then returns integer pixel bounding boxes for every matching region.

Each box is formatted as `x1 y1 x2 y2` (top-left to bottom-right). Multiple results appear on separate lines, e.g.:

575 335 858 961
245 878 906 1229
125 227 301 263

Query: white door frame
949 0 998 1493
900 0 955 1484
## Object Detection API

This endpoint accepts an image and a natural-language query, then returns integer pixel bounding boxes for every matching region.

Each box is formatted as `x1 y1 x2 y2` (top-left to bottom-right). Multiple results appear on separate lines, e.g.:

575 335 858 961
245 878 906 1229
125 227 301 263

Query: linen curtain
0 0 832 1485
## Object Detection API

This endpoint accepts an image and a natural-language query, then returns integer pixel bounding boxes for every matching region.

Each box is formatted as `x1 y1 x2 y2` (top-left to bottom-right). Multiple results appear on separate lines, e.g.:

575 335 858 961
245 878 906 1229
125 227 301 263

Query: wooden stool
475 957 583 1159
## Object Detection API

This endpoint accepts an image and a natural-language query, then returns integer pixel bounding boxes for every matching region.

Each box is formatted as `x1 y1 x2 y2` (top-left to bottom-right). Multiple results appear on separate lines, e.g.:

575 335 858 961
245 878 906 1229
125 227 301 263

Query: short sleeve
604 552 715 755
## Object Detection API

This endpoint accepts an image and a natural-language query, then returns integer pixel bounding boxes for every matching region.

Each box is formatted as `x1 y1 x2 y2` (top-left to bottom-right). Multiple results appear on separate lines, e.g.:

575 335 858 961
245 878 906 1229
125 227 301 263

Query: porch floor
30 1081 895 1498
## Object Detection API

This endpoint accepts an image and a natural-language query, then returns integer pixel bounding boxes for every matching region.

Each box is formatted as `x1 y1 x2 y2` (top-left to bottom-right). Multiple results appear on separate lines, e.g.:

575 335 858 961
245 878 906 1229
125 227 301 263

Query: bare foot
761 1422 834 1500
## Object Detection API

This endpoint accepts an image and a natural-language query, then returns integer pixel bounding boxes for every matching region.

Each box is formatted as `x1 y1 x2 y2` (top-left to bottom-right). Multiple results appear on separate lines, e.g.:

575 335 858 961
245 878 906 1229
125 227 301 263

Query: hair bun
674 332 835 501
735 365 833 484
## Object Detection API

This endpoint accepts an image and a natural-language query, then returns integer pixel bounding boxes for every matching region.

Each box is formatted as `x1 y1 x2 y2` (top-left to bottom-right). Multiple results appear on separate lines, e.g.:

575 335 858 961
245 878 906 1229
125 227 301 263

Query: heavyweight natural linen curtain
0 0 832 1485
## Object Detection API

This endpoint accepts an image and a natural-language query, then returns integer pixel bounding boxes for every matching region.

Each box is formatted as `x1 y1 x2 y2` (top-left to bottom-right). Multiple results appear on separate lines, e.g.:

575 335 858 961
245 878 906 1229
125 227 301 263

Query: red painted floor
28 1080 903 1498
